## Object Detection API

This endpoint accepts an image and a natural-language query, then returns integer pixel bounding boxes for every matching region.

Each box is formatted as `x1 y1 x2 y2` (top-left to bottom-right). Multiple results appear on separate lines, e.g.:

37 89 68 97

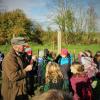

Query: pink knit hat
25 47 32 55
61 48 68 56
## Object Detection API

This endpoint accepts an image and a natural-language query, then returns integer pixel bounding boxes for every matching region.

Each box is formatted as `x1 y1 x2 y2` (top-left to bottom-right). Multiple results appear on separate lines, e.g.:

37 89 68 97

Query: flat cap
11 37 27 45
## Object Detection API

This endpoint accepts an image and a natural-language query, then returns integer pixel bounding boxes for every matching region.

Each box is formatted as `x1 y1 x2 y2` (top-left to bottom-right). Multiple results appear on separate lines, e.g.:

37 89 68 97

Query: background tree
47 0 75 44
47 0 99 44
87 5 97 33
86 4 97 43
0 9 42 44
29 21 43 44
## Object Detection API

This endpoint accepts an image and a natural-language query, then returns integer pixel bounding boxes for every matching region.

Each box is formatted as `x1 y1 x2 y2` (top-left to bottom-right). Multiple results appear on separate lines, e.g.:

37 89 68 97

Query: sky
0 0 100 31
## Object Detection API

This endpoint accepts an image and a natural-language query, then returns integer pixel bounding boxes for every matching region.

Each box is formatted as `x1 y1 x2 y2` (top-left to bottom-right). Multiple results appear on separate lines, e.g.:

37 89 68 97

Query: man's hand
24 64 32 72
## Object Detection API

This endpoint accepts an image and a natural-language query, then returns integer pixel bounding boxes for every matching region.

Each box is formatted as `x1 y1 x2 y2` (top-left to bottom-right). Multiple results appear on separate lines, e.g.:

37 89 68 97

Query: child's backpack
76 81 93 100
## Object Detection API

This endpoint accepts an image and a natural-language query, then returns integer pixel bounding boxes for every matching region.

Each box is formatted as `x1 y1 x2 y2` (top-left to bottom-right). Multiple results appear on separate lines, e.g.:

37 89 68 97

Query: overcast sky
0 0 100 31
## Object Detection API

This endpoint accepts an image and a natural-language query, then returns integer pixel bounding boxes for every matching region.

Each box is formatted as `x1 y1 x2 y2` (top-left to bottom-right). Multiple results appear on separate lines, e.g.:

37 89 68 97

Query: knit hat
61 48 68 56
25 47 32 55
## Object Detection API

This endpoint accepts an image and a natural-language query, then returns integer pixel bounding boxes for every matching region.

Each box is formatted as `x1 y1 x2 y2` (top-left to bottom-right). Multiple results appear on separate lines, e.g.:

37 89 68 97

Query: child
24 44 33 64
70 62 93 100
37 50 45 85
24 45 35 95
0 51 4 71
44 62 64 92
57 48 73 92
94 51 100 71
79 50 98 78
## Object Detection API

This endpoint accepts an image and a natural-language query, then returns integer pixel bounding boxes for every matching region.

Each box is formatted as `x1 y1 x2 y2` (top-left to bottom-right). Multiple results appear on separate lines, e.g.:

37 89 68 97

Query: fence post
58 31 61 54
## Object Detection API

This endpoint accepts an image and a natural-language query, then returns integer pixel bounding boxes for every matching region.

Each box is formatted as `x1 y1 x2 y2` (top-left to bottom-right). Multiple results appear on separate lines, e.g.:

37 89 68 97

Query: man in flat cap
1 37 32 100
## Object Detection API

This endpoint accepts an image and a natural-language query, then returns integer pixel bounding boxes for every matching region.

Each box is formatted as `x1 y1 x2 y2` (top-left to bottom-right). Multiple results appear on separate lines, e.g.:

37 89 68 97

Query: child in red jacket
70 62 93 100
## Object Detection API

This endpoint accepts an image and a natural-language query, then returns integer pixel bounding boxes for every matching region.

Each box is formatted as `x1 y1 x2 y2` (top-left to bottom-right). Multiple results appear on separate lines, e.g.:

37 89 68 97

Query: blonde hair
45 62 63 83
71 63 84 74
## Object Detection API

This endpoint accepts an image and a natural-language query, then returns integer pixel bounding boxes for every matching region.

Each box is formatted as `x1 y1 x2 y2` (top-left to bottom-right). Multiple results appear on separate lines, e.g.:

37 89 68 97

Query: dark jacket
44 79 64 92
1 48 28 100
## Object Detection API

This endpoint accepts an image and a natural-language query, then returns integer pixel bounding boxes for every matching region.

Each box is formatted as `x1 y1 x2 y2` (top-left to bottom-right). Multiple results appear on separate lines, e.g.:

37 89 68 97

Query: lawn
0 43 100 56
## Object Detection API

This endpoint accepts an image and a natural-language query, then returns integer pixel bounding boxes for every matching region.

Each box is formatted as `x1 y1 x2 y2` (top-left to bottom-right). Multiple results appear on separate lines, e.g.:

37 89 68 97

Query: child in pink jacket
70 62 93 100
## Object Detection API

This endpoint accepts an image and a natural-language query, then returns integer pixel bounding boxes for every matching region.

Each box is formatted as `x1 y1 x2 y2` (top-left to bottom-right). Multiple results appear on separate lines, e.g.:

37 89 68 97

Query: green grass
62 44 100 55
28 43 100 56
0 43 100 56
0 44 10 54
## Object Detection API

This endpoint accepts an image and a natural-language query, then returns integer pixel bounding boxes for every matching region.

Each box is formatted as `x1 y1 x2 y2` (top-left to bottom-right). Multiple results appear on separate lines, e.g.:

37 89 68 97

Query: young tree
87 5 97 33
48 0 75 44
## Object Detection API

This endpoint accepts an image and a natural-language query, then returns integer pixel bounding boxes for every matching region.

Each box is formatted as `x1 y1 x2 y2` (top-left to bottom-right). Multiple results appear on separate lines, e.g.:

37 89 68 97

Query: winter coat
44 79 64 92
1 48 28 100
70 73 93 100
58 54 72 80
